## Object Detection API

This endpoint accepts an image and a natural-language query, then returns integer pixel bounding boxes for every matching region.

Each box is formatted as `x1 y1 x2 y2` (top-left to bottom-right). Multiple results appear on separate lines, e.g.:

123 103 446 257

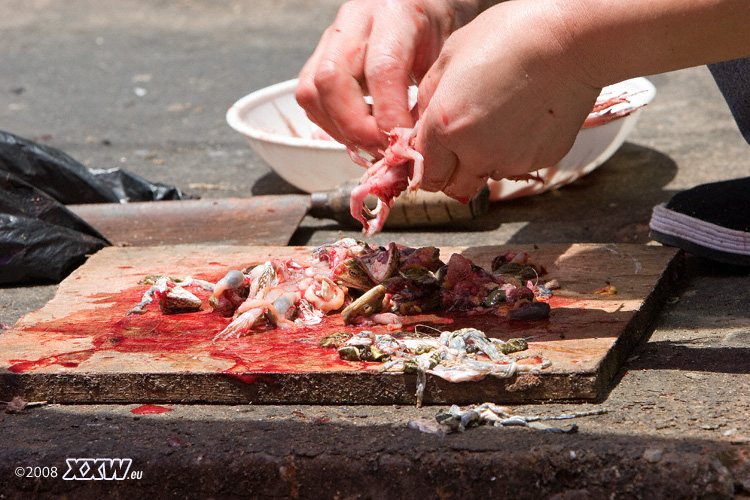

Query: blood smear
130 404 173 415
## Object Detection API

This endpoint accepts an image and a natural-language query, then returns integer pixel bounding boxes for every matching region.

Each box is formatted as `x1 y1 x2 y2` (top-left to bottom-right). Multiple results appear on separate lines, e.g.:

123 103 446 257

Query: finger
364 4 424 132
442 164 489 202
315 43 384 151
300 9 385 152
415 45 448 117
415 102 458 193
296 30 350 142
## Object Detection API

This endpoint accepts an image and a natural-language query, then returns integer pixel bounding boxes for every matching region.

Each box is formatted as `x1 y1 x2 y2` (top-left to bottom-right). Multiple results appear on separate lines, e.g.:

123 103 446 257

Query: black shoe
649 177 750 266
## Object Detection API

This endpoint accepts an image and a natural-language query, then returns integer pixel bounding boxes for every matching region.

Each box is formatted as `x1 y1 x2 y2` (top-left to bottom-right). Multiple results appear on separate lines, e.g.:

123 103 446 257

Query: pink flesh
349 124 424 236
582 91 646 129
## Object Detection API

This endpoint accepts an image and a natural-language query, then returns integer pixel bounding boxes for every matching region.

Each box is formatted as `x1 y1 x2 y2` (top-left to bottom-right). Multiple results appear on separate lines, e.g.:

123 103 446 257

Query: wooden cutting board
0 243 681 405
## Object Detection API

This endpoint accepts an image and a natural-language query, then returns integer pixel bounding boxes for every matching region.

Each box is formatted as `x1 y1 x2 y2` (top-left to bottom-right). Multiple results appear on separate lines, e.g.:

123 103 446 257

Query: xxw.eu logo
62 458 139 480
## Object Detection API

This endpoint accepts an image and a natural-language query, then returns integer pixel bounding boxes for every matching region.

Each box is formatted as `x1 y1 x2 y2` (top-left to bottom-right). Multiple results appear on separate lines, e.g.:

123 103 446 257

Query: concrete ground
2 1 750 498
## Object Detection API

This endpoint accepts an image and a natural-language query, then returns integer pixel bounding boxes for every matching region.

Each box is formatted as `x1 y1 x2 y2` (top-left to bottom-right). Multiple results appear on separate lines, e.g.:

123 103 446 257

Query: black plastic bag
0 131 191 285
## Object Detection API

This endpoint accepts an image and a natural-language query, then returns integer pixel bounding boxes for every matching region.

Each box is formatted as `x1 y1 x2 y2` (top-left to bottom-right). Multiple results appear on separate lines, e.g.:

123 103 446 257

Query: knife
308 181 490 229
67 183 489 247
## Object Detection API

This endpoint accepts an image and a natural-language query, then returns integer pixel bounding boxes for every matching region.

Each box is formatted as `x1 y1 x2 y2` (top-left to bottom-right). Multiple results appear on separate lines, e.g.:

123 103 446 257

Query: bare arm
555 0 750 85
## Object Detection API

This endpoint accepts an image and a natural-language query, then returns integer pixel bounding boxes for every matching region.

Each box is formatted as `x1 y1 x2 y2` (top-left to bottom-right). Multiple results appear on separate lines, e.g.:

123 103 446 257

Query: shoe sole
649 203 750 267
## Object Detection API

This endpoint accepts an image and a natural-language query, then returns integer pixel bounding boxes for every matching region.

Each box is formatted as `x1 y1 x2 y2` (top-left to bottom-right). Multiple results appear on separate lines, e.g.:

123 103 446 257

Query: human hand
296 0 485 156
415 0 602 200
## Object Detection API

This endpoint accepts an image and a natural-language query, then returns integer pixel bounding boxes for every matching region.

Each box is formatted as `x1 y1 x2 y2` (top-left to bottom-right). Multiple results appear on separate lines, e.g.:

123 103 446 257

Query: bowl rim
226 78 346 150
226 77 657 149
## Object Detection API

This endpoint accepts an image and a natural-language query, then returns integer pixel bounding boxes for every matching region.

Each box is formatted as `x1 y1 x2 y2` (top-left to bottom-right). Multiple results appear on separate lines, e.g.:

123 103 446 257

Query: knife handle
309 181 490 229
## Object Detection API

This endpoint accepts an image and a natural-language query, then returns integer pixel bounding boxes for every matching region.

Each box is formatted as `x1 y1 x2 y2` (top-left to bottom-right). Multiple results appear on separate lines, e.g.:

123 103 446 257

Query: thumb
414 101 458 194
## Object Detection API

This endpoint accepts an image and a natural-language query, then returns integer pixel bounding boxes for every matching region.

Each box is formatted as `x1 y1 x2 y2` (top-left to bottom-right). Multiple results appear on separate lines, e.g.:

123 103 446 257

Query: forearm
547 0 750 87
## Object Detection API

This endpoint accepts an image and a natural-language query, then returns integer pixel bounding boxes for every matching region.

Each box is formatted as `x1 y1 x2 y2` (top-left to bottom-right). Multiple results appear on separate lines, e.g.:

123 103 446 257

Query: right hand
296 0 484 156
414 0 602 200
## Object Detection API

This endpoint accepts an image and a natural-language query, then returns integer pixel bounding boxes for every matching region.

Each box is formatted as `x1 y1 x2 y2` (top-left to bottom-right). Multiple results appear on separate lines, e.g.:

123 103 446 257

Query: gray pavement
2 1 750 498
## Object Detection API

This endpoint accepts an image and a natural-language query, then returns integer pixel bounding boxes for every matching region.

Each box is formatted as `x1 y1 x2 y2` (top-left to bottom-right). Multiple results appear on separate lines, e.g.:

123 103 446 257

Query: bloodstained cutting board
0 243 681 405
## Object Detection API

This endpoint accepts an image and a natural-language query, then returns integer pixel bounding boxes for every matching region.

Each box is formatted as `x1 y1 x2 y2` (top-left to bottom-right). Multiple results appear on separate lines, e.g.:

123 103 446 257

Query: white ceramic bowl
227 78 656 199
